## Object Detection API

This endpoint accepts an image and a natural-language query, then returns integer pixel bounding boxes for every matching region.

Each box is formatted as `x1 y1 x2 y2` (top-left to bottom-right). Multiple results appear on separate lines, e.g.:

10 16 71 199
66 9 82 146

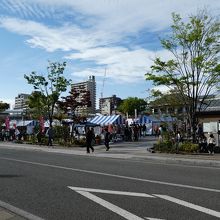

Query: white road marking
154 194 220 218
1 157 220 193
76 190 145 220
145 218 165 220
68 186 154 198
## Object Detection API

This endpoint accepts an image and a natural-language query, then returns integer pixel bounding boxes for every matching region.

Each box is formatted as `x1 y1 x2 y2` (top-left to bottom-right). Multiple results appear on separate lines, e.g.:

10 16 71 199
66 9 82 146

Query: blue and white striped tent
88 115 123 126
138 116 154 124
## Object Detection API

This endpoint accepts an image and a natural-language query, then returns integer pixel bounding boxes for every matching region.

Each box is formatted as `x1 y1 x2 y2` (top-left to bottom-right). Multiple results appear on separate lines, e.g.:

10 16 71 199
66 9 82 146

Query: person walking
198 133 207 153
86 127 95 153
104 127 110 151
207 133 215 155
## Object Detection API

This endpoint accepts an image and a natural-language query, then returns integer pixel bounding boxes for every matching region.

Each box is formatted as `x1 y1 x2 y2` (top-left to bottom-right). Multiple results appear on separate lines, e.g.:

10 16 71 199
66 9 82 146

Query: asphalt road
0 147 219 220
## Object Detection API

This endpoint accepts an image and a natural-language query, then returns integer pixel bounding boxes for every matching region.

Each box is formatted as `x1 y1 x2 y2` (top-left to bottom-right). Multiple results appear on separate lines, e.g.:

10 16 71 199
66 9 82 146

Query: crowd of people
0 127 22 141
0 121 218 155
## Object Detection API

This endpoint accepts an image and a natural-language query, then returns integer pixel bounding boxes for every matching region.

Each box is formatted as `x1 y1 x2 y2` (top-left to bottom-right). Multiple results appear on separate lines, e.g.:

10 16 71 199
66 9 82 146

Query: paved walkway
0 136 220 219
0 136 220 167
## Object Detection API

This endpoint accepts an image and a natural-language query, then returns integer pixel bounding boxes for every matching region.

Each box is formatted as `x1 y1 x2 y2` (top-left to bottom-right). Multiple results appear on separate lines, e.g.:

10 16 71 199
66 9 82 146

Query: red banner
5 116 10 130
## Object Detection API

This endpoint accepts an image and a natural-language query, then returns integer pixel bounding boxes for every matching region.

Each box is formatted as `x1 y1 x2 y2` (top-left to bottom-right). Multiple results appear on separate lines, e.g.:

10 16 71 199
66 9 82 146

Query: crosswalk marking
76 191 145 220
68 186 154 198
154 194 220 218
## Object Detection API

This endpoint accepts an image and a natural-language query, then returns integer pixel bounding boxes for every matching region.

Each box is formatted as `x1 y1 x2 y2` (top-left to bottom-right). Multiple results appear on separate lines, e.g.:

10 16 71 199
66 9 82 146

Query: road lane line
154 194 220 218
1 157 220 193
68 186 154 198
144 218 165 220
76 190 145 220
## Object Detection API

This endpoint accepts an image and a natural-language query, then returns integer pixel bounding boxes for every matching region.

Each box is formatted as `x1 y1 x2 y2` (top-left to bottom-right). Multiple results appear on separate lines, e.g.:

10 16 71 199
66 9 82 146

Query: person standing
46 126 54 147
104 127 110 151
207 133 215 155
86 127 94 153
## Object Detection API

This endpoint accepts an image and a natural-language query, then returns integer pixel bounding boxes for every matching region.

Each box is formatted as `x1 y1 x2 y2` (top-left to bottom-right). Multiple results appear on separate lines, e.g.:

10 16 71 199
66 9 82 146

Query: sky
0 0 219 109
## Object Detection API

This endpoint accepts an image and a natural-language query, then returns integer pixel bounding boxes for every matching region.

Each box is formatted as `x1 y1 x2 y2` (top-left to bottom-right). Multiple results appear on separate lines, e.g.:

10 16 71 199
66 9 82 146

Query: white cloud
0 0 219 85
0 17 96 52
68 46 173 83
6 0 219 32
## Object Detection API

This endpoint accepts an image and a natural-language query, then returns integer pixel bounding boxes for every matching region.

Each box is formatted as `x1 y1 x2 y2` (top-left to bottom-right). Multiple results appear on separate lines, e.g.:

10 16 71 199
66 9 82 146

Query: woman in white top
207 133 215 154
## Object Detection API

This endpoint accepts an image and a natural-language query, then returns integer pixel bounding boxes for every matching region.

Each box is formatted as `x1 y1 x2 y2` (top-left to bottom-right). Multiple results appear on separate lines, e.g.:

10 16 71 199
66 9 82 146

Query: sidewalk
0 206 26 220
0 136 220 167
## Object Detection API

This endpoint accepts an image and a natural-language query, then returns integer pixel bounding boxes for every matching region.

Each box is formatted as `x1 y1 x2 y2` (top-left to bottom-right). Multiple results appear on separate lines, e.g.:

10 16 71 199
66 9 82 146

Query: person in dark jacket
86 127 95 153
46 126 54 147
104 127 110 151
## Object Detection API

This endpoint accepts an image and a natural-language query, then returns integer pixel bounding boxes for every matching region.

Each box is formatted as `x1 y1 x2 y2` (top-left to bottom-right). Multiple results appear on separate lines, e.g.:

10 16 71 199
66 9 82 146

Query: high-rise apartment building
14 93 30 110
99 95 122 115
72 76 96 115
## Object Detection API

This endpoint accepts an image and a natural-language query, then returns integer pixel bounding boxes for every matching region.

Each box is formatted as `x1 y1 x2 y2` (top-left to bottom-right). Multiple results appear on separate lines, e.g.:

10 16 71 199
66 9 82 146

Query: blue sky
0 0 219 108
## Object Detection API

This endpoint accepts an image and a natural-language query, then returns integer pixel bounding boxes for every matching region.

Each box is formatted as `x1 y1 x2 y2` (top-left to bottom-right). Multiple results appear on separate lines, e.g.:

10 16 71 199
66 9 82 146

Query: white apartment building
72 76 96 115
14 93 30 110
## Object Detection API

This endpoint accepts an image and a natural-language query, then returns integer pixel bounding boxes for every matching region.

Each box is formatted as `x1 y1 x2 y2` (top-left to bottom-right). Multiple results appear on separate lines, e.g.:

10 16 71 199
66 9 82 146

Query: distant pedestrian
36 130 43 145
142 124 146 136
207 133 215 155
46 126 54 147
86 127 95 153
198 133 207 153
104 127 110 151
175 131 181 153
15 128 20 140
1 129 5 141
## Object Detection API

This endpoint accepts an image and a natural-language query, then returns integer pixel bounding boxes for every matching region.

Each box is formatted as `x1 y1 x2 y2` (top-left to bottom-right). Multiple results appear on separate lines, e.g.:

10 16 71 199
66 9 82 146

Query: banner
5 116 10 130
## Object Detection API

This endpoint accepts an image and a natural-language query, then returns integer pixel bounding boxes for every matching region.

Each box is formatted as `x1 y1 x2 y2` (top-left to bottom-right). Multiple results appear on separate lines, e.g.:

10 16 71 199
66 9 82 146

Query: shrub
73 138 86 146
154 140 176 153
179 142 199 153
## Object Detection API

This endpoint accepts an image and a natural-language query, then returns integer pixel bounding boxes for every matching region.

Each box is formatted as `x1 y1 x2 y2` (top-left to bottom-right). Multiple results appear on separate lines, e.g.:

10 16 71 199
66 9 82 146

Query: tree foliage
58 86 91 122
118 97 147 117
24 61 71 126
149 89 185 107
0 101 10 112
145 11 220 140
26 91 47 119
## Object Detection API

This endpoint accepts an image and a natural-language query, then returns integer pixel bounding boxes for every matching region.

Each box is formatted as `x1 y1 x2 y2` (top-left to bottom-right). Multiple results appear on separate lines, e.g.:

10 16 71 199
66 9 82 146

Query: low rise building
99 95 122 115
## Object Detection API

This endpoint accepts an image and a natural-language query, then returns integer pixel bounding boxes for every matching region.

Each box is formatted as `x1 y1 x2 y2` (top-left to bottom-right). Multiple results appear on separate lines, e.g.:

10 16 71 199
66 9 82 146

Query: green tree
145 11 220 142
26 91 47 119
0 101 9 112
24 61 71 126
118 97 147 117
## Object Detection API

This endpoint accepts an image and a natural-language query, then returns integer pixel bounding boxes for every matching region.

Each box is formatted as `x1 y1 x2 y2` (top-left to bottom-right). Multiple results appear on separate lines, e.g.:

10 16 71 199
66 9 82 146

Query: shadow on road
0 174 23 178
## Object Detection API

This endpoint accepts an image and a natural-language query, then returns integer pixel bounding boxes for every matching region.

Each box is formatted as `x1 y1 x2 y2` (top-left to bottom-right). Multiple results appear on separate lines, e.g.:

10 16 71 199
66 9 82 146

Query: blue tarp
138 115 175 124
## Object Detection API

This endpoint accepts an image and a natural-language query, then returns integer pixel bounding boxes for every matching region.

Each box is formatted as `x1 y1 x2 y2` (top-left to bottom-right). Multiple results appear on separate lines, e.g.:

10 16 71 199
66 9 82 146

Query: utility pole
100 68 107 99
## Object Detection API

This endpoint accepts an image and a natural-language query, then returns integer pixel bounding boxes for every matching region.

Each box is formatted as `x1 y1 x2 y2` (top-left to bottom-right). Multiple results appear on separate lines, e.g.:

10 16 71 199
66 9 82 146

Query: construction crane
100 67 107 99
